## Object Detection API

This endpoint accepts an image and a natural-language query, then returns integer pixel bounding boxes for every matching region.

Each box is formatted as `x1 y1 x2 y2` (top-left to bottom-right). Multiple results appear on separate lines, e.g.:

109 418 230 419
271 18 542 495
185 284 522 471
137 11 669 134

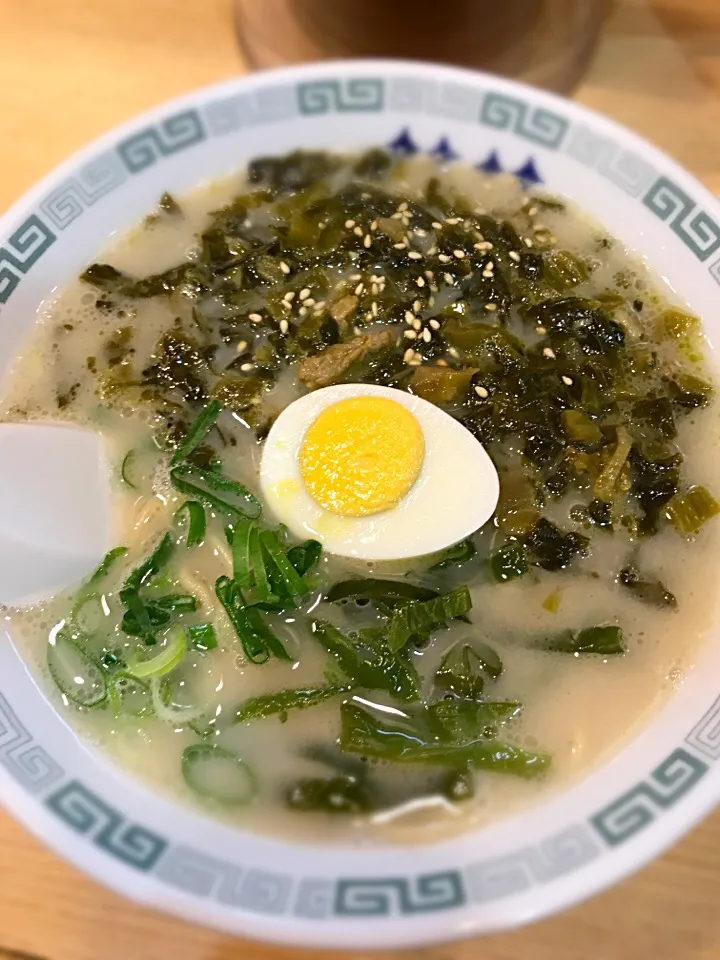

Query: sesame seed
236 340 248 354
371 301 378 317
509 251 521 262
414 228 427 237
298 306 308 317
485 303 498 311
279 319 289 334
353 326 362 336
428 296 435 307
283 291 295 302
370 220 378 231
353 226 364 237
436 359 448 367
535 325 547 335
527 206 538 217
524 238 534 248
345 219 356 229
424 270 434 279
422 328 432 343
391 211 404 220
405 311 416 325
412 318 422 331
562 375 573 386
543 347 556 359
413 300 422 312
240 363 254 372
404 329 417 339
350 274 362 282
403 347 416 363
363 234 372 248
482 270 493 279
438 254 451 263
448 347 460 358
398 202 408 212
486 261 495 271
408 251 423 260
453 249 465 259
248 313 262 323
408 357 422 366
475 385 489 399
314 300 326 311
279 261 291 275
444 272 455 284
416 277 426 287
429 318 440 330
393 242 407 250
354 282 364 296
305 298 316 307
299 288 311 300
432 221 443 230
427 245 438 256
430 284 438 293
446 217 460 225
281 300 291 311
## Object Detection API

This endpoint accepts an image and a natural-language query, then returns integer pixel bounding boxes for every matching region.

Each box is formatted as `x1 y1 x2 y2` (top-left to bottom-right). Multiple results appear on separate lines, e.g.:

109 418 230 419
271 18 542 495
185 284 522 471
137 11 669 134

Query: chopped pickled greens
435 641 503 699
540 625 625 656
664 485 720 537
339 702 549 777
234 685 347 724
386 586 472 652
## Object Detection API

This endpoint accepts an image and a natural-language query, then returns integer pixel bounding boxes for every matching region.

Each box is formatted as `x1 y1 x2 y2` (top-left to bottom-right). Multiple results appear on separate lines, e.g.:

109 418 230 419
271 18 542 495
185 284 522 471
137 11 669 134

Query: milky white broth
1 156 719 845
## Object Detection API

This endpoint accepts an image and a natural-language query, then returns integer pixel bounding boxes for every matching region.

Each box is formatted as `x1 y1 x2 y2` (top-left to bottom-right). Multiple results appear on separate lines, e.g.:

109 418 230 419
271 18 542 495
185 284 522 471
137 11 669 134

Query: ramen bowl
1 60 719 950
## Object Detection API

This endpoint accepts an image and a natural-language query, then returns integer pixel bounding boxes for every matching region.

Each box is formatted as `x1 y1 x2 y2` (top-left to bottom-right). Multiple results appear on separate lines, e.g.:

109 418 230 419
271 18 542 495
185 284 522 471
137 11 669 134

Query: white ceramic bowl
1 60 720 951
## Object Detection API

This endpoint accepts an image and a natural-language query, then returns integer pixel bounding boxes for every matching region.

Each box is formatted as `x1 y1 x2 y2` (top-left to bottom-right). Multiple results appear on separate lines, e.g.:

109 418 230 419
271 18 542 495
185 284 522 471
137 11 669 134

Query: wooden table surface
1 2 720 958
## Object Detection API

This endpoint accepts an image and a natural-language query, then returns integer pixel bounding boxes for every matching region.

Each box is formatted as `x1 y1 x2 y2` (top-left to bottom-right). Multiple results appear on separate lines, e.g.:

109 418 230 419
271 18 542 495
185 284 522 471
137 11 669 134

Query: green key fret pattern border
2 72 720 919
0 685 716 918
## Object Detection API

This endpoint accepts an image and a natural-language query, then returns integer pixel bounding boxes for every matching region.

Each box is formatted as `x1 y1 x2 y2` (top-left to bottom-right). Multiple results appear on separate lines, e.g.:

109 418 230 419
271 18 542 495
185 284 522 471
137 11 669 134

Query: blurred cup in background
235 0 608 93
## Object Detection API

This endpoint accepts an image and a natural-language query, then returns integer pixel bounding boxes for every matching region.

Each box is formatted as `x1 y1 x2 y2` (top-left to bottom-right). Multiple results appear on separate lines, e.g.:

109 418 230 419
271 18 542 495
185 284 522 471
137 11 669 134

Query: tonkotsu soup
2 150 719 844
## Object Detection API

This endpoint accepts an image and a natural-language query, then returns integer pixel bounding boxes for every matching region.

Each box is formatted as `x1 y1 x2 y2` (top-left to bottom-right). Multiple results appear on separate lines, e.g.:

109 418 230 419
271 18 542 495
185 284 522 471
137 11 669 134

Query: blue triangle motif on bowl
514 158 543 184
477 150 503 175
388 128 419 156
429 137 460 162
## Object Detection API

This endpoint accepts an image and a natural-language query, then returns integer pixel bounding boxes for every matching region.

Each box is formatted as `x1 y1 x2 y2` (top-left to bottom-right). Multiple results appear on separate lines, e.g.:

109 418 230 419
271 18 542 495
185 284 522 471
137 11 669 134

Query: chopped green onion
188 623 218 651
47 632 107 707
181 743 257 805
124 532 174 590
119 586 159 644
234 685 346 724
86 546 128 586
259 530 308 598
248 526 273 603
286 540 322 577
170 464 261 520
107 672 153 717
174 501 206 547
154 593 198 613
127 627 187 678
231 518 253 586
171 399 222 466
215 576 267 663
664 485 720 537
120 450 138 489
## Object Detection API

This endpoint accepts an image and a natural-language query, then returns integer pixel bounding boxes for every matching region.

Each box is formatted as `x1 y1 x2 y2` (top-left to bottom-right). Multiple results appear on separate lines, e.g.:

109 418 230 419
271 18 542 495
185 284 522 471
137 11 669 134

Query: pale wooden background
1 2 720 959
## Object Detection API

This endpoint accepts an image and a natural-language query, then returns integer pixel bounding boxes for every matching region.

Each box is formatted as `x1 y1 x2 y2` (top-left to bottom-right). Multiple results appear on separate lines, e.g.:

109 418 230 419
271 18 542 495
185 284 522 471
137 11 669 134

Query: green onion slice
174 500 206 547
127 627 187 678
181 743 257 805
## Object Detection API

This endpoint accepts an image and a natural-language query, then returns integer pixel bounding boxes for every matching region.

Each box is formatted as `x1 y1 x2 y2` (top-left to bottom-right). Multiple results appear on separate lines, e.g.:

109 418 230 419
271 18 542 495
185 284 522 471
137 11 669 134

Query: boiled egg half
259 383 499 561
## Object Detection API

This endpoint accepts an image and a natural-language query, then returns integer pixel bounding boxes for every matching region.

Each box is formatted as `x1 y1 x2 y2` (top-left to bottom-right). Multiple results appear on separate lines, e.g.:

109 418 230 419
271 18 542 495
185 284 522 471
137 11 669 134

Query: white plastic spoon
0 422 112 607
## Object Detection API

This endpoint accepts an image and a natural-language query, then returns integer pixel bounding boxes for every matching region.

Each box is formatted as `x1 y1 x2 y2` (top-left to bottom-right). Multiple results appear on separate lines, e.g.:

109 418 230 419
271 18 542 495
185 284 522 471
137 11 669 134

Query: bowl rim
1 57 720 950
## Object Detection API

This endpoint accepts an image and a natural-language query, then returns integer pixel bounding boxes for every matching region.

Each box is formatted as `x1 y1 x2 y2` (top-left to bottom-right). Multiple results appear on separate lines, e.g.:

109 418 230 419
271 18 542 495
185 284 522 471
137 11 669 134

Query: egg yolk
299 397 425 517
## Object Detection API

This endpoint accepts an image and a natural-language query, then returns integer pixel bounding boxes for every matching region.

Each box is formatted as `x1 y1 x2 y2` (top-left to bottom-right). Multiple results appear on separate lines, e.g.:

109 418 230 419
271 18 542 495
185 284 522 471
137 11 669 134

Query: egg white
259 383 499 561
